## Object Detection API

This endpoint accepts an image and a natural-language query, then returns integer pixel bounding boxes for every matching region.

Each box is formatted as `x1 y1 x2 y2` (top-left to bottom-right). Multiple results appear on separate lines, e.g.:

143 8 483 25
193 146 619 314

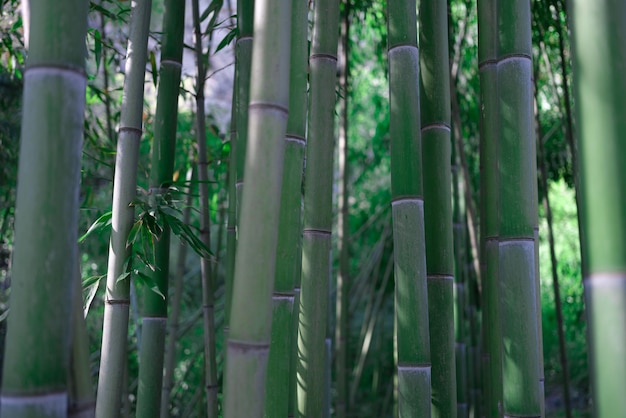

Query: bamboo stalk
190 0 220 414
264 0 308 414
496 0 542 415
0 0 88 416
135 0 185 415
570 0 626 415
419 0 457 413
160 165 194 418
296 0 340 413
387 0 432 414
223 0 292 413
335 1 351 415
96 1 152 416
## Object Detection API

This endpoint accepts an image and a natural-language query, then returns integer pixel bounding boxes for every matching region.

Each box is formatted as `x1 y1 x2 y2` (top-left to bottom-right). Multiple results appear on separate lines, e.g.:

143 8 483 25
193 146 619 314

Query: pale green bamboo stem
570 0 626 416
387 0 432 414
496 0 542 415
0 0 88 416
296 0 340 413
191 0 220 414
419 0 456 414
96 1 152 416
223 0 292 413
135 0 185 415
264 0 308 414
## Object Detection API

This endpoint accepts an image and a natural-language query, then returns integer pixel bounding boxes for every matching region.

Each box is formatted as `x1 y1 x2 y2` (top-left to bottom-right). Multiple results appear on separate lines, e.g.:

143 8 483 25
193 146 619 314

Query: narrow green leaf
135 270 166 299
215 27 238 53
83 282 100 318
78 211 113 243
149 50 158 87
127 218 143 246
94 29 102 72
115 271 132 284
82 274 105 289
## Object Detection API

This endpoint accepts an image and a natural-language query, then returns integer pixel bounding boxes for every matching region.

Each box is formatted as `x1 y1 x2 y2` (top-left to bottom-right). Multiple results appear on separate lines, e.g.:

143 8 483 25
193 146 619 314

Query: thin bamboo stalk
264 0 308 414
160 165 194 418
135 0 185 415
335 1 351 415
452 143 468 418
476 0 502 415
419 0 457 413
96 1 152 416
534 92 573 418
296 0 340 413
191 0 219 414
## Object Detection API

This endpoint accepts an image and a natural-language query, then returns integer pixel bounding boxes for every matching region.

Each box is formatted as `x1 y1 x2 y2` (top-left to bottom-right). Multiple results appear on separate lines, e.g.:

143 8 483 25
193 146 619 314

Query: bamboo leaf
159 209 212 258
94 29 102 72
149 50 158 87
215 27 238 53
115 271 132 284
82 274 105 289
78 211 113 243
135 270 166 299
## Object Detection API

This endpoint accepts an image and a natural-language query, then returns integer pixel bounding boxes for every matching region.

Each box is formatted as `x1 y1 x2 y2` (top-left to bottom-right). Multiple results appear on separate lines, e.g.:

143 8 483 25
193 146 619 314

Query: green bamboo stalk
476 0 502 415
296 0 340 413
96 1 152 416
234 0 254 219
161 165 194 418
335 1 350 416
419 0 456 414
0 0 88 416
134 0 185 415
466 260 481 418
569 1 626 416
452 141 468 418
387 0 431 414
496 0 542 415
224 74 237 347
222 0 292 413
264 0 308 413
535 95 573 418
191 0 220 414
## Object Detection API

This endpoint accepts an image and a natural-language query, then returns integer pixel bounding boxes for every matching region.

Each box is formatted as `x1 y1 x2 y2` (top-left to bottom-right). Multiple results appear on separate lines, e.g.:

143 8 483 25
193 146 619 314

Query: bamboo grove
0 0 623 416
